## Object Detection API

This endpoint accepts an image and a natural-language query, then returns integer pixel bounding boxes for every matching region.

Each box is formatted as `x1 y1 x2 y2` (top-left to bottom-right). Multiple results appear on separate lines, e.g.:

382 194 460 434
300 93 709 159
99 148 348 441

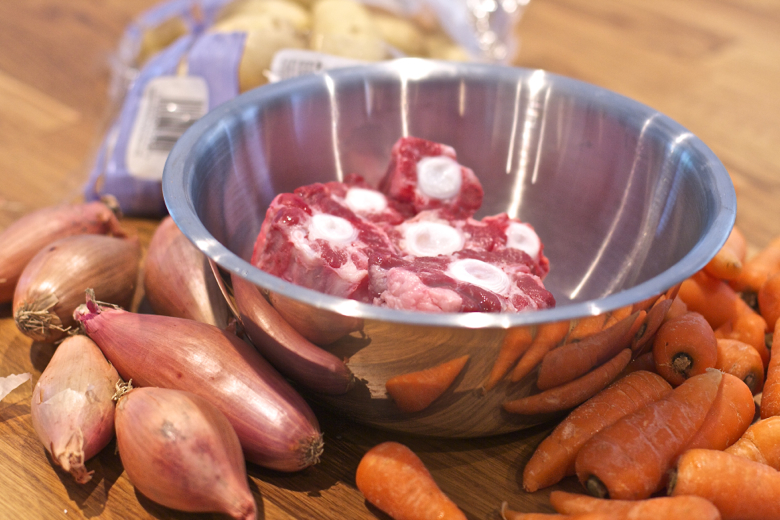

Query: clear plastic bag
86 0 529 217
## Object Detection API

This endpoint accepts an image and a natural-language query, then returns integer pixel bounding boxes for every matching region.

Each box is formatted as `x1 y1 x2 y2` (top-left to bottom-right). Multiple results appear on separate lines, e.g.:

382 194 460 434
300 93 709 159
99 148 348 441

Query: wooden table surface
2 0 780 518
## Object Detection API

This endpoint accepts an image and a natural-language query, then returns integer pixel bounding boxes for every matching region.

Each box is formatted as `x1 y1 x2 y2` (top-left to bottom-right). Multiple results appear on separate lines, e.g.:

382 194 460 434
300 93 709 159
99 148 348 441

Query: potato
136 16 189 66
425 33 471 62
370 11 426 56
216 0 312 32
310 0 386 61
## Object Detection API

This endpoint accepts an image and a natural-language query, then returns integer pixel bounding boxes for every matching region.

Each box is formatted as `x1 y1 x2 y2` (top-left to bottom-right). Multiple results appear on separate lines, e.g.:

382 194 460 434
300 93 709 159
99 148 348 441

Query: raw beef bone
378 136 484 218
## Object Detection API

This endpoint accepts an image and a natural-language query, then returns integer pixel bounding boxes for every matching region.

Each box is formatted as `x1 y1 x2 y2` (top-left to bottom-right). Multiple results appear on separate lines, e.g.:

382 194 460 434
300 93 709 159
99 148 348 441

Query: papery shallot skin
13 234 141 342
74 300 323 472
30 335 119 484
143 216 230 328
115 387 256 520
0 198 125 303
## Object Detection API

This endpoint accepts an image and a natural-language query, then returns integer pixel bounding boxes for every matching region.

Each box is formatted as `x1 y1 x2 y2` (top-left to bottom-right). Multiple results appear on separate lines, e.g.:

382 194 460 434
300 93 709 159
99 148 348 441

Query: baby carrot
759 273 780 332
617 351 656 378
549 490 721 520
632 297 673 355
385 355 469 413
509 320 570 383
681 373 754 452
664 296 688 323
501 510 616 520
715 338 764 394
522 370 671 492
725 417 780 469
759 319 780 419
602 305 633 329
678 271 753 330
565 315 608 344
652 312 717 386
731 234 780 293
670 449 780 520
704 225 747 281
503 349 631 415
715 312 770 368
574 369 722 500
483 327 534 391
536 312 643 390
355 442 466 520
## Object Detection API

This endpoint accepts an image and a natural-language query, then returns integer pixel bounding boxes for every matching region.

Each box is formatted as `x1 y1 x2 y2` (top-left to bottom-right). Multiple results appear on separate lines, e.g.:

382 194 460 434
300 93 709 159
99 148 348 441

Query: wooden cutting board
2 0 780 518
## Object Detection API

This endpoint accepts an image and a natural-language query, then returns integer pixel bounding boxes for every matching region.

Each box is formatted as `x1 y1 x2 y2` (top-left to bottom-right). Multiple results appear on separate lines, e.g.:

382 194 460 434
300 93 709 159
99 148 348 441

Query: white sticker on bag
126 75 209 181
268 49 367 83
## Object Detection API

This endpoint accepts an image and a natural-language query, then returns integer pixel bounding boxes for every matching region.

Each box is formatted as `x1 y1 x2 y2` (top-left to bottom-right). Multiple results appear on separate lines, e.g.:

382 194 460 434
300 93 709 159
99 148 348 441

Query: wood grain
1 0 780 518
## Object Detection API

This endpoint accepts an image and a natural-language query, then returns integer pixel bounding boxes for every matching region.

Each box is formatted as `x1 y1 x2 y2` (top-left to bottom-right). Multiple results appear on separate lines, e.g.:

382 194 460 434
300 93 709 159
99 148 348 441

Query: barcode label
126 76 209 181
268 49 367 83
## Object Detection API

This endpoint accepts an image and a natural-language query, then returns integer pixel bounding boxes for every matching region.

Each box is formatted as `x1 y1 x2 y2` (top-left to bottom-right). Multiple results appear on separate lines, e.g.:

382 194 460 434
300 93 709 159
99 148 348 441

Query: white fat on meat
446 259 511 295
307 214 358 244
416 156 462 200
401 221 464 257
344 187 388 214
506 222 541 261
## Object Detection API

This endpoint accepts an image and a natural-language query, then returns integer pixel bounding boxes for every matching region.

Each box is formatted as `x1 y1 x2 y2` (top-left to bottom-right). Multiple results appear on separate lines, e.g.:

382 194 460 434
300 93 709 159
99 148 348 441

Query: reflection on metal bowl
163 59 735 437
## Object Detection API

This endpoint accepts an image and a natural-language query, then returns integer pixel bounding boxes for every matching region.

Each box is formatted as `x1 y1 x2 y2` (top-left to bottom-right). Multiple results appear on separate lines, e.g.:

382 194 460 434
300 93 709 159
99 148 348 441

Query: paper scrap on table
0 373 32 402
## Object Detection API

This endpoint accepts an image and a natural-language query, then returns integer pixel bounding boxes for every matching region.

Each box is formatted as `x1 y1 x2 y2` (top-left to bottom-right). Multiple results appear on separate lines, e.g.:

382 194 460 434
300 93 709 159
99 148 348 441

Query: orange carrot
602 305 633 329
682 373 754 452
670 449 780 520
565 315 608 344
483 327 534 391
617 351 656 378
664 296 688 323
632 297 673 355
678 270 753 330
714 312 770 367
652 312 717 386
574 369 722 500
503 349 631 415
501 509 616 520
759 273 780 332
385 355 469 413
715 338 764 394
549 490 721 520
704 226 747 281
731 235 780 293
522 370 671 492
536 312 643 390
509 320 570 383
725 416 780 469
759 319 780 419
355 441 466 520
632 294 661 314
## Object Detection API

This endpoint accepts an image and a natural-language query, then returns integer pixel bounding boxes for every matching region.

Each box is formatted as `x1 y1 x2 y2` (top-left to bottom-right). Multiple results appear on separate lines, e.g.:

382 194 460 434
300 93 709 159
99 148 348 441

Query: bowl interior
165 59 735 326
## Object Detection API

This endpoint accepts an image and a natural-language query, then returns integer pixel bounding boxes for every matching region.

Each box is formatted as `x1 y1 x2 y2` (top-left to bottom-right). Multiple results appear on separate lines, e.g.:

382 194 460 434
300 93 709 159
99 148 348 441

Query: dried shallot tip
0 198 126 304
115 387 256 519
0 373 31 402
74 298 323 472
233 275 355 395
143 216 230 328
12 234 141 342
30 335 119 484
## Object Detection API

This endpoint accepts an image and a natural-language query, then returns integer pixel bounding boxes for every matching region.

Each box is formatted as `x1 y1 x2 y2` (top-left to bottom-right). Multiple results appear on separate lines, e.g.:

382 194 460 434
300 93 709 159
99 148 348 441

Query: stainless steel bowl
163 59 736 437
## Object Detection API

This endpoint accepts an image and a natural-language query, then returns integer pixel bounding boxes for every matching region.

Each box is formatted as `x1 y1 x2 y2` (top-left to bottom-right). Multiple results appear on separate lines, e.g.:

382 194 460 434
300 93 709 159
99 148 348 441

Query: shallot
13 234 141 342
232 274 355 395
0 373 31 402
114 386 256 519
143 216 230 328
0 198 125 304
30 335 119 483
74 294 323 471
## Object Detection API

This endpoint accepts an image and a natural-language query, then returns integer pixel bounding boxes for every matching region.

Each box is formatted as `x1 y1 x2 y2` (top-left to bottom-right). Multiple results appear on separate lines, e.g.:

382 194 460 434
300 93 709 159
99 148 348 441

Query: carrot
602 305 633 329
501 509 616 520
549 490 721 520
355 441 466 520
759 319 780 418
617 351 656 378
715 338 764 394
759 273 780 332
632 297 673 355
725 417 780 469
652 312 717 386
632 294 661 314
522 370 671 492
574 369 722 500
678 270 753 330
565 315 608 344
664 296 688 323
535 312 643 390
731 235 780 293
503 349 631 415
714 312 770 367
704 225 747 281
509 320 570 383
385 355 469 413
669 449 780 520
483 327 534 391
681 373 754 452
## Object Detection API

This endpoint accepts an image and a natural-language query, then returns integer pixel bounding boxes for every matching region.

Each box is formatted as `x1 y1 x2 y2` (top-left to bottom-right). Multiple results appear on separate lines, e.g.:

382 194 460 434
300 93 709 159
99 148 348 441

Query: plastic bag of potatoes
86 0 529 217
